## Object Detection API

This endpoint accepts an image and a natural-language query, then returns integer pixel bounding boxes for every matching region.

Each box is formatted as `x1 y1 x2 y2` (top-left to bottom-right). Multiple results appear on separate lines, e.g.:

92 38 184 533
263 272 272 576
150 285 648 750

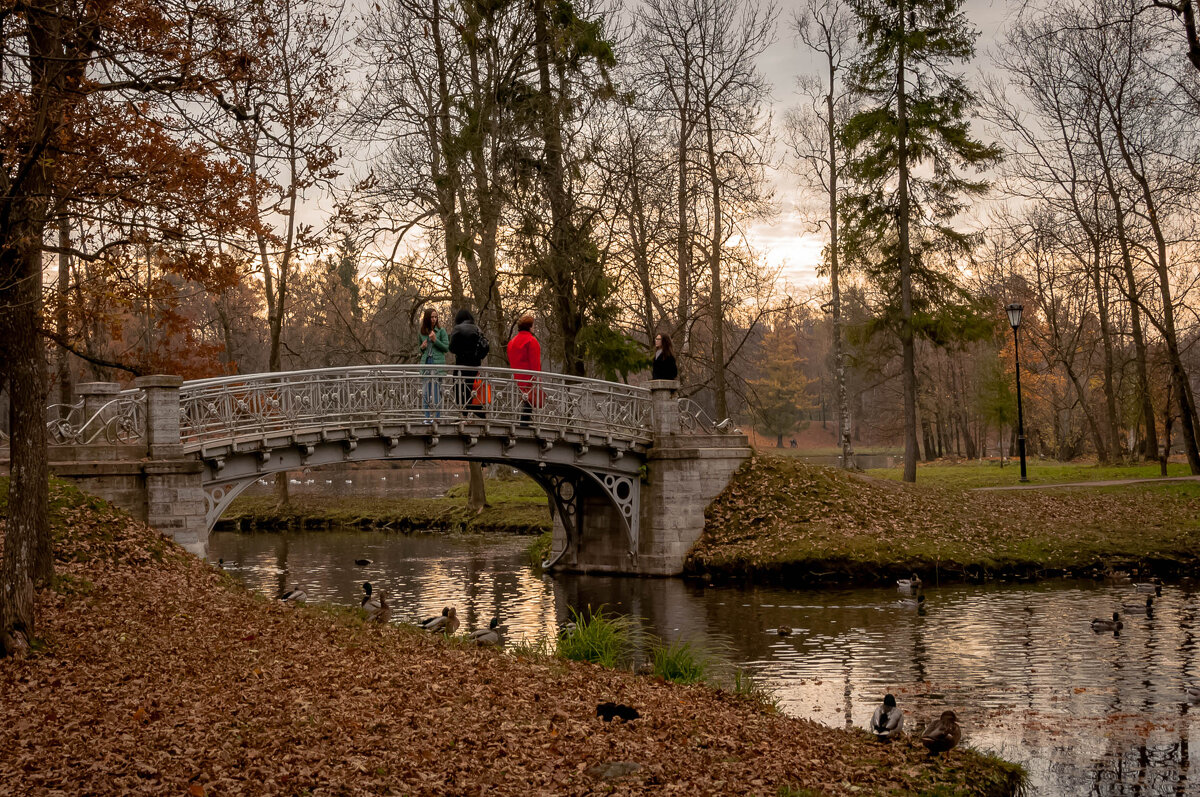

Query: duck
354 558 373 567
870 694 904 742
1135 578 1162 596
279 585 308 604
899 594 926 609
920 710 961 755
897 574 924 594
1091 612 1123 632
365 590 390 623
360 582 374 607
419 607 449 628
425 606 459 635
1103 568 1132 584
1122 596 1154 615
469 616 506 645
1186 685 1200 703
777 626 793 637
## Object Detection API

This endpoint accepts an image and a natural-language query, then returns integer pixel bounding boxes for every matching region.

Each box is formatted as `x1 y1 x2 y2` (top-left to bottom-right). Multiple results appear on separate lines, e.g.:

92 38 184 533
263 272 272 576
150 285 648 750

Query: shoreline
0 479 1026 796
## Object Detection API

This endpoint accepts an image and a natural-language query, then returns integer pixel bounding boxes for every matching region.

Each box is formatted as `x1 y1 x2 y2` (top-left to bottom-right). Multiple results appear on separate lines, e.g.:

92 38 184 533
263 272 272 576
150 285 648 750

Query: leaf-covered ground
690 454 1200 583
0 481 1025 796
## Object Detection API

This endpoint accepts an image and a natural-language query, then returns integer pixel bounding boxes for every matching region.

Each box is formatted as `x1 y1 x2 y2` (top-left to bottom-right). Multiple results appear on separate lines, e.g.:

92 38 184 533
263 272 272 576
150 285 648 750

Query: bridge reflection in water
211 526 1200 797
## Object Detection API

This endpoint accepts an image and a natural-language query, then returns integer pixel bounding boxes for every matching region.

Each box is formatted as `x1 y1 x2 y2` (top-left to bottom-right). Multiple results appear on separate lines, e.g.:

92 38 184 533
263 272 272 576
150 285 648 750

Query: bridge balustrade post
648 380 680 436
135 375 207 557
134 375 184 458
77 382 121 430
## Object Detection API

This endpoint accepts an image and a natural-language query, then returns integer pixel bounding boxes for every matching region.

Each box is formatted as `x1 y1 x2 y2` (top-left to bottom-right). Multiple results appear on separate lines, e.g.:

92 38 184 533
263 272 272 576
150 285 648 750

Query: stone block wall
48 378 209 557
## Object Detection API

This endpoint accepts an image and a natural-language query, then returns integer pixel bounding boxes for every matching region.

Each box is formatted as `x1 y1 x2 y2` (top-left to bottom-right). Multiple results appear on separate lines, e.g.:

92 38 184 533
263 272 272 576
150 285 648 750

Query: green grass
650 639 710 684
555 607 640 669
221 475 552 535
866 459 1191 490
526 530 552 567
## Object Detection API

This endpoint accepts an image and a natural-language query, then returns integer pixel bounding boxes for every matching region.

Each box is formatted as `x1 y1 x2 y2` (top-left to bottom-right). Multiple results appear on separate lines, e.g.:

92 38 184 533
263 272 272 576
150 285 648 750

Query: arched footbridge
36 366 750 575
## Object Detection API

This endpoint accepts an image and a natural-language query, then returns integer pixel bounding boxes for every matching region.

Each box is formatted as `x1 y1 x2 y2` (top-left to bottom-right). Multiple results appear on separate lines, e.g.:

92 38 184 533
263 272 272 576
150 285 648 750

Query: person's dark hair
658 332 674 358
454 309 474 325
517 314 534 332
420 308 438 336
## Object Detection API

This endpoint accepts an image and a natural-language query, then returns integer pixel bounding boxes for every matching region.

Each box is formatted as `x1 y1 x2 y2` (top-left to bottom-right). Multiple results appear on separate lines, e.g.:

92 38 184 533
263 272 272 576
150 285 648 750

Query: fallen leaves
690 454 1200 583
0 481 1024 796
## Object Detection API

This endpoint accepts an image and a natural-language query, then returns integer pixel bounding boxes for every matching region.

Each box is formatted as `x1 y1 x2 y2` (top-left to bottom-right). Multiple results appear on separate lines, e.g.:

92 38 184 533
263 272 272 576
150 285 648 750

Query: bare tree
787 0 857 468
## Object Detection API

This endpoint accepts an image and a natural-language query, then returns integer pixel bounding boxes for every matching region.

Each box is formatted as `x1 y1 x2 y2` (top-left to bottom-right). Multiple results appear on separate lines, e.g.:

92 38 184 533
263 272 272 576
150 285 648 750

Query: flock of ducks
276 570 505 644
869 693 961 755
851 572 1196 752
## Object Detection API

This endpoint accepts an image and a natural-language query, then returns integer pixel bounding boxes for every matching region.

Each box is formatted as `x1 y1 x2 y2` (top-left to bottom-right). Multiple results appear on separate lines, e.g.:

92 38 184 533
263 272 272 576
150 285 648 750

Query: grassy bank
688 454 1200 584
218 476 551 535
866 459 1193 489
0 481 1025 796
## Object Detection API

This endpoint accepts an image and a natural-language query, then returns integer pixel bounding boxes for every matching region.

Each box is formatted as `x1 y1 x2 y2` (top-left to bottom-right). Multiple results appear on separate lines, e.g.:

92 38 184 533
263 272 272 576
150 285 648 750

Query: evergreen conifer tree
840 0 1001 482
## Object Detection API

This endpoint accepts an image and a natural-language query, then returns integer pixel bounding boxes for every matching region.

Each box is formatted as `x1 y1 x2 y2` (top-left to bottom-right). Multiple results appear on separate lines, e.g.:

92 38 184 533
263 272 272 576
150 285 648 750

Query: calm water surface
209 528 1200 796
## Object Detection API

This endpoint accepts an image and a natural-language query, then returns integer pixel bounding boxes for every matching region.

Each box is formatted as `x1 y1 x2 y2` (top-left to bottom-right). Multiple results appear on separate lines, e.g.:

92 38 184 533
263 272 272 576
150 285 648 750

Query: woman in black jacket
651 332 678 380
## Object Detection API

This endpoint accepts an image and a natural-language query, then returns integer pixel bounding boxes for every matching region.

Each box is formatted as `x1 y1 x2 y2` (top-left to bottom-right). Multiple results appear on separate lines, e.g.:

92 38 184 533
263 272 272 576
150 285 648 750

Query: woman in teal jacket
418 308 450 421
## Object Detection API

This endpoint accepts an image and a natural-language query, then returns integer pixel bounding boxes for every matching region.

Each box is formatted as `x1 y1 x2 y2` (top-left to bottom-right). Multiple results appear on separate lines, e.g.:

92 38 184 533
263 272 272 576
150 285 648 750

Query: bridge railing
45 392 146 446
178 365 653 449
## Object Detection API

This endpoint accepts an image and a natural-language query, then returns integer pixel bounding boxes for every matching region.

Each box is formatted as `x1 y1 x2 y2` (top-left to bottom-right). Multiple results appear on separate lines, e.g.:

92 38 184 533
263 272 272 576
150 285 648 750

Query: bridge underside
197 421 645 564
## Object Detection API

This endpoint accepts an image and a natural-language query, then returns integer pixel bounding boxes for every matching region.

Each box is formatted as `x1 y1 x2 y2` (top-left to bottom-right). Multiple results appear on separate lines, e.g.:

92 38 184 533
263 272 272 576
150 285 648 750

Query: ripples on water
209 528 1200 796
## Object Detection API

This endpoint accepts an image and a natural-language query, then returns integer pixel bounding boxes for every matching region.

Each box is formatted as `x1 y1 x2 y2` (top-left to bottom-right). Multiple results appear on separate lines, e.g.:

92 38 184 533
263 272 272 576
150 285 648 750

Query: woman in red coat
506 314 542 426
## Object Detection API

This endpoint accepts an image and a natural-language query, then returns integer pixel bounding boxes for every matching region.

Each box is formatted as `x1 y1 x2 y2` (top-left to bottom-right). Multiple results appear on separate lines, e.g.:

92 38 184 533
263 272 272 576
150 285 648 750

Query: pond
209 528 1200 797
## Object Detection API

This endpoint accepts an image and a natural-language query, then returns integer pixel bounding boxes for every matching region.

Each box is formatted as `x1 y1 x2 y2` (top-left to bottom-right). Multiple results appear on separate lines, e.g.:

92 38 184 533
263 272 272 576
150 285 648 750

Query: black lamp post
1006 303 1028 483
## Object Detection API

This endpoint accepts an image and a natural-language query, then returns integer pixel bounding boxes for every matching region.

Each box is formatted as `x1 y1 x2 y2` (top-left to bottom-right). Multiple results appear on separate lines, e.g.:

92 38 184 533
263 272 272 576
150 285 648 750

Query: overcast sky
749 0 1022 289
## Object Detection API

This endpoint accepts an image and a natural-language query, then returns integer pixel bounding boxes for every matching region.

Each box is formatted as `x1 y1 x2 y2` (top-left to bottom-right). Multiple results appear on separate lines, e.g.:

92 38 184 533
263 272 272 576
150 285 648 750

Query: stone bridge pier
549 381 750 575
46 377 209 556
37 371 748 576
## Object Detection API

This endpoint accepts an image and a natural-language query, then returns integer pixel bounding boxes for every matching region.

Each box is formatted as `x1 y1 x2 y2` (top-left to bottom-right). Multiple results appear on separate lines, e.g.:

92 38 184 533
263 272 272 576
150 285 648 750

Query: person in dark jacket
651 332 678 380
449 309 489 416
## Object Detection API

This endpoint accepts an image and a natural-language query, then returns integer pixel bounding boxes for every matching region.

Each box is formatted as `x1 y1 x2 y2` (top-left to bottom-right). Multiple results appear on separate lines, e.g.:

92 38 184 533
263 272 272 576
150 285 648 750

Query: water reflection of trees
210 530 1200 795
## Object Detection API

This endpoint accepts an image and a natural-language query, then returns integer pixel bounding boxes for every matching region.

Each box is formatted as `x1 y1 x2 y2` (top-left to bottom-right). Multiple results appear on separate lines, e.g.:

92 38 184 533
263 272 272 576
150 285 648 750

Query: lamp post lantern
1006 303 1028 482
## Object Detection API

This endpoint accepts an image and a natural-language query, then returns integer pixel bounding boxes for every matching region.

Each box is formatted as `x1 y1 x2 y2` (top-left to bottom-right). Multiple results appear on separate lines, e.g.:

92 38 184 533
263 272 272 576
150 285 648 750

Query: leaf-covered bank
217 478 552 535
688 455 1200 585
0 481 1025 796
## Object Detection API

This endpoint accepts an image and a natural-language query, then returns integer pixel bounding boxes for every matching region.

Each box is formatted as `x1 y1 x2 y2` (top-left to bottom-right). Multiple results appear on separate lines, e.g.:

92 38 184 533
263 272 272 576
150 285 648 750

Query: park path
972 474 1200 491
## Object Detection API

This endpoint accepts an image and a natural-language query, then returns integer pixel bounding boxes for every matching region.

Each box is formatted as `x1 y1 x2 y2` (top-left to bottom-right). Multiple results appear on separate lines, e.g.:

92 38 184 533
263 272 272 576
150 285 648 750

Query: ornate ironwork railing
45 394 146 445
678 398 740 435
178 365 653 449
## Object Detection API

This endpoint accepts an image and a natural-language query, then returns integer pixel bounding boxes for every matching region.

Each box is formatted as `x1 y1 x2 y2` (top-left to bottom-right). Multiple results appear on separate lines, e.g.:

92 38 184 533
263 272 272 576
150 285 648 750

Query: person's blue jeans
422 368 441 420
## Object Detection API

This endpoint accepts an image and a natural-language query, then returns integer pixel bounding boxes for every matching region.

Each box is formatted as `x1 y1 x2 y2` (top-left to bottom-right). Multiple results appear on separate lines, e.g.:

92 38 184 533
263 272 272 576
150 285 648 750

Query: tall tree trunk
1097 128 1158 460
1105 94 1200 473
431 0 465 305
1090 239 1122 461
675 85 692 352
56 213 72 408
1065 363 1108 463
825 48 852 469
703 101 728 419
1 211 51 656
532 0 581 376
896 3 918 482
